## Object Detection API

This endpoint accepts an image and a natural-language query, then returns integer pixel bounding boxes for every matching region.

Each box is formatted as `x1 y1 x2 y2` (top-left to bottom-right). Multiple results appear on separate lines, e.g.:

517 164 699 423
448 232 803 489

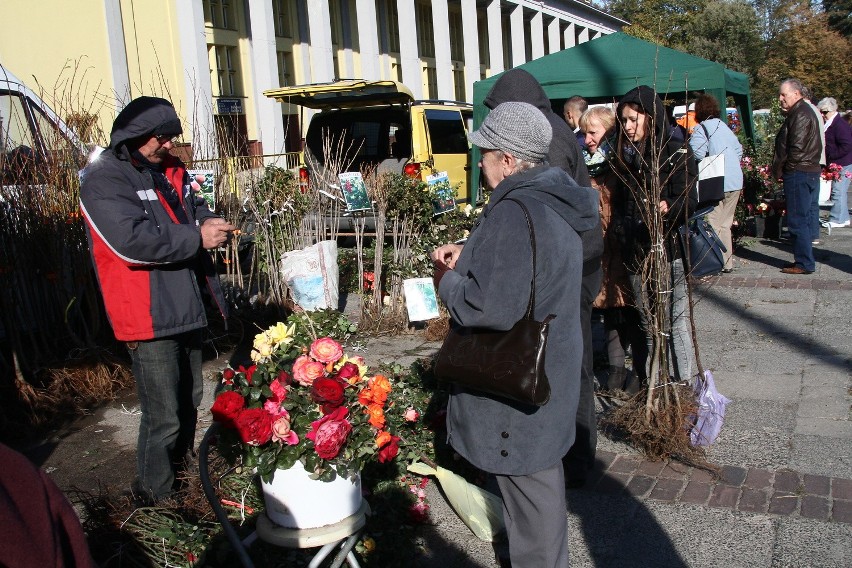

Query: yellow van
263 80 473 204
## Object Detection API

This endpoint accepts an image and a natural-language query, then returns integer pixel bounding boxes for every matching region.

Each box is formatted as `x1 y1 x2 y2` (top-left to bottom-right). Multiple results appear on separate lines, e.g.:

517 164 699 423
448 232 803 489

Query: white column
174 0 216 159
432 0 453 100
307 0 335 82
486 0 503 74
563 22 576 49
396 0 422 98
460 0 480 101
247 0 286 158
509 4 525 68
547 18 561 54
578 26 590 44
530 10 544 60
356 0 380 79
103 0 131 107
295 0 313 83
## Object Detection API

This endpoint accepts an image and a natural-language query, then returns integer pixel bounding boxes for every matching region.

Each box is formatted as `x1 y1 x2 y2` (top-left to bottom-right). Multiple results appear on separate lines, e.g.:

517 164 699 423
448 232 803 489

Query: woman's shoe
605 366 627 391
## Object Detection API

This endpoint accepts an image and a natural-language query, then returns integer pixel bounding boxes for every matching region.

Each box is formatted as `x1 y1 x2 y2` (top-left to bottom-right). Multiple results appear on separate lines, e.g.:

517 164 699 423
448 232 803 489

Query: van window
1 92 40 183
425 109 467 154
1 92 37 153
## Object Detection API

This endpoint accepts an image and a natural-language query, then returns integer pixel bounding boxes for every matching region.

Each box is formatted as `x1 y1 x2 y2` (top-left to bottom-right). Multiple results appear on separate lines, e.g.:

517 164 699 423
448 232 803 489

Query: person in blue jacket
689 93 744 273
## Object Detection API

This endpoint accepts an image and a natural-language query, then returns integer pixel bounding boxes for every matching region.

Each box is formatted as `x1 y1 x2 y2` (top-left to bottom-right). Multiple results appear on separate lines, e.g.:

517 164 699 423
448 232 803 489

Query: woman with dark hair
611 85 698 388
690 93 743 272
578 106 643 392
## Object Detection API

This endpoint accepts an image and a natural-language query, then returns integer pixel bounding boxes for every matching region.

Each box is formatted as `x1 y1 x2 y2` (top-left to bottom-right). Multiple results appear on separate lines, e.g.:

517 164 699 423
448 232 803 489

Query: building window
205 0 235 29
425 66 437 99
477 14 489 64
449 9 463 62
212 45 241 96
276 51 295 87
272 0 292 38
453 68 465 102
415 2 435 58
386 0 400 53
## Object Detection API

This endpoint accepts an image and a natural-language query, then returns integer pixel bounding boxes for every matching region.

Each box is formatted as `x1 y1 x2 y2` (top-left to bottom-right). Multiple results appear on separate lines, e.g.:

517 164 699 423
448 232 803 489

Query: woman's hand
431 244 463 290
431 244 464 270
659 200 670 215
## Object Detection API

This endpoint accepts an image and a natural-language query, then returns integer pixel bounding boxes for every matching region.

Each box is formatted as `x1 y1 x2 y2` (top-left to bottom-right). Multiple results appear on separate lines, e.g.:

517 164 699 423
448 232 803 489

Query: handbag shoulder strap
700 122 713 154
503 197 536 319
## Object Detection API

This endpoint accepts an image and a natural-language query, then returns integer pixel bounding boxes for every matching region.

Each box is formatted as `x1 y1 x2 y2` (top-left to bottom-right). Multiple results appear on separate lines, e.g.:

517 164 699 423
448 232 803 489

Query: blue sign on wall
216 98 243 115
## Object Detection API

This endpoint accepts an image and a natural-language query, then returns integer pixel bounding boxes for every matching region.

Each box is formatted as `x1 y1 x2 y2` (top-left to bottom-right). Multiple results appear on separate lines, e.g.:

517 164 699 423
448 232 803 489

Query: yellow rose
268 322 295 346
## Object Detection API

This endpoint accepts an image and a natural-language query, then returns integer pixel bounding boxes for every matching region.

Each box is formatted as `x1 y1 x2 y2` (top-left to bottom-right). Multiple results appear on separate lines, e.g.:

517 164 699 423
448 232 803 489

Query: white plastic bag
690 370 731 447
280 240 339 311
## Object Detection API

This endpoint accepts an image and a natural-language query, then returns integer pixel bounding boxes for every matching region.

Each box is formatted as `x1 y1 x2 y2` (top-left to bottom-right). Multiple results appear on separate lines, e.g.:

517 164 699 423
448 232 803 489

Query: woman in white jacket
689 94 744 272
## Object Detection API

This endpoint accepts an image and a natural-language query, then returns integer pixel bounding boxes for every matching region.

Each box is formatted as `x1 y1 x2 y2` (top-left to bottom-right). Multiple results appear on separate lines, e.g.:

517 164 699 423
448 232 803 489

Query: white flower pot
260 463 362 529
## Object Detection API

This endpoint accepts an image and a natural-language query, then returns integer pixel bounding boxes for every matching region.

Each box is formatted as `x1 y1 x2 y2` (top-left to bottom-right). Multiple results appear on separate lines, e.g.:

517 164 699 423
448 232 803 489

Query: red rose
211 390 245 428
335 362 359 381
306 407 352 460
237 364 257 385
311 377 345 410
222 368 235 385
377 434 400 463
234 407 274 446
276 370 292 385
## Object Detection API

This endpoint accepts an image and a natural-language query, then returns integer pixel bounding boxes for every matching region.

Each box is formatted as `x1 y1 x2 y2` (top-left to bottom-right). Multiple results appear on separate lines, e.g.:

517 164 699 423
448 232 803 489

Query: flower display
822 163 851 182
212 325 402 482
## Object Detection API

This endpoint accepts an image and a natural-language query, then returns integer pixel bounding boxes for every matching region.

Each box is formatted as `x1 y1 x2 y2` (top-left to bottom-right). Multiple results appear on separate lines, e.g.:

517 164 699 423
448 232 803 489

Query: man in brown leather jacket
772 78 824 274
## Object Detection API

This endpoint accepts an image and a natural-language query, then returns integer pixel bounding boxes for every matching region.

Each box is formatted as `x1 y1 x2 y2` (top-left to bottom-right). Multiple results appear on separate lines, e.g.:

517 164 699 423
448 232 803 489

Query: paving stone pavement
359 215 852 567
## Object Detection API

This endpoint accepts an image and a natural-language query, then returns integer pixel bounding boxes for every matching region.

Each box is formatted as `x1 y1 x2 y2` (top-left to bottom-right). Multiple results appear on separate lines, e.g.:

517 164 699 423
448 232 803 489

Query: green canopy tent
469 32 754 203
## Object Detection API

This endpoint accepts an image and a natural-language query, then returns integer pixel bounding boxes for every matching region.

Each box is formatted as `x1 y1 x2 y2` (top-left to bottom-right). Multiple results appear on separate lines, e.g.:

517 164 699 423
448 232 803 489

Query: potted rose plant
210 322 401 528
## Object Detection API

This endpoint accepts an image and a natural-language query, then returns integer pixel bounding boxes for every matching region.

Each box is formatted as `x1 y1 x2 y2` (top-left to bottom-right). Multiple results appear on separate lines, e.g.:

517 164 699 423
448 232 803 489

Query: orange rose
375 430 392 448
366 404 386 429
370 375 392 396
358 388 374 407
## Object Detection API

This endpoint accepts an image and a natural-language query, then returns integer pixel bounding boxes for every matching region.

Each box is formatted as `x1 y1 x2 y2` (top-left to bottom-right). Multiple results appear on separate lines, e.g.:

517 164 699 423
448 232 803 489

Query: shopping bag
280 240 339 311
678 208 727 278
690 370 731 446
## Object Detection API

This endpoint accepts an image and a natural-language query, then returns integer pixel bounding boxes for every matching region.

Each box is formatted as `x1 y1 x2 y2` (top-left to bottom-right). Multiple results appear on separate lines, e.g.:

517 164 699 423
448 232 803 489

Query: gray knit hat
469 101 552 163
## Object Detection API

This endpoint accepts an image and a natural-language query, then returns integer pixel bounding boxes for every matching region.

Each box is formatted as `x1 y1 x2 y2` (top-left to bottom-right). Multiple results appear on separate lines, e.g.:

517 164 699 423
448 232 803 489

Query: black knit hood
109 97 183 151
616 85 670 141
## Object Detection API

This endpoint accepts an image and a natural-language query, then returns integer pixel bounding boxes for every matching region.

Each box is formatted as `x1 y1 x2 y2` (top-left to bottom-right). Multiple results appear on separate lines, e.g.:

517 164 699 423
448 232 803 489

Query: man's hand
659 200 670 215
431 243 464 270
200 217 237 249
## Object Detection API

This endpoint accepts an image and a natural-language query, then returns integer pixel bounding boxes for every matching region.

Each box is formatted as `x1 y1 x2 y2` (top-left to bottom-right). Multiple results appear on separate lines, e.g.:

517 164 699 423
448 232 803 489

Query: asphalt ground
20 200 852 567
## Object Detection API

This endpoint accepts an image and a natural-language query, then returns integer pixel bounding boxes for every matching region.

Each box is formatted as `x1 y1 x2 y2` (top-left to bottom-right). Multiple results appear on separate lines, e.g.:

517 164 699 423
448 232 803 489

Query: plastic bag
690 370 731 446
280 240 339 311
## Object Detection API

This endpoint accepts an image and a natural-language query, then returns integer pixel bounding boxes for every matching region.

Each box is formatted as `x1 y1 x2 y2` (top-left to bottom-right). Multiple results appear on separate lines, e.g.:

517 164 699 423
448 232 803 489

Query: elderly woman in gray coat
432 102 599 567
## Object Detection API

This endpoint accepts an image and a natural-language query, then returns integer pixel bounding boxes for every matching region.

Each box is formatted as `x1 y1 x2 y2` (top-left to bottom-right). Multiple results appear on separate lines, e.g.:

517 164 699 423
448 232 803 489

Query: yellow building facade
0 0 624 159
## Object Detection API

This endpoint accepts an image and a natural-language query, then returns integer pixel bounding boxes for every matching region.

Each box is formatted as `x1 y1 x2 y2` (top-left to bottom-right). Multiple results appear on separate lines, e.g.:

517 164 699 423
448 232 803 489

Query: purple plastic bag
690 370 731 446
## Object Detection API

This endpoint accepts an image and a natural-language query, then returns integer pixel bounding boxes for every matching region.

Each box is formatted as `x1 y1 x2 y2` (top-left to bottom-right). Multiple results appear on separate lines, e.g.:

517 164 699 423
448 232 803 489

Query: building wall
0 0 625 157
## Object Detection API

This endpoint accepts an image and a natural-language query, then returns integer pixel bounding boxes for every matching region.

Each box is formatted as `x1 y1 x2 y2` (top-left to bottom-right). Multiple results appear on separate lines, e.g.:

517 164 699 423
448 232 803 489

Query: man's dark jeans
127 330 203 501
784 170 820 272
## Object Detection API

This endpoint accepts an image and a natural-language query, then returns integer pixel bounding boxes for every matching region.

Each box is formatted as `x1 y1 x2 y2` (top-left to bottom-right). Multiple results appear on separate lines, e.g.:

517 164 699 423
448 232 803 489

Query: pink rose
271 411 299 445
292 355 325 387
306 407 352 460
309 337 343 364
404 407 420 422
264 399 283 416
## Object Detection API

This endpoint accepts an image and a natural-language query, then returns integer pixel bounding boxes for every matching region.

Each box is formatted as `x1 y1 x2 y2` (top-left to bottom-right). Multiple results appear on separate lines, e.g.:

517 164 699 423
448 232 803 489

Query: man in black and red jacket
80 97 235 502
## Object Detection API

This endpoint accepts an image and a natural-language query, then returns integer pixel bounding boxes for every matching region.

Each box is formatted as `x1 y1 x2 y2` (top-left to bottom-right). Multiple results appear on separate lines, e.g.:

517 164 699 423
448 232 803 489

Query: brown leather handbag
433 198 554 406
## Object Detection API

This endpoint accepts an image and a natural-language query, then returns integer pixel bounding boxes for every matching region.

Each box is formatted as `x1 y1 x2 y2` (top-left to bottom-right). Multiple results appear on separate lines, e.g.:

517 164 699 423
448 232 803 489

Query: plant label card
338 172 371 212
427 171 456 215
403 278 440 322
187 169 215 211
